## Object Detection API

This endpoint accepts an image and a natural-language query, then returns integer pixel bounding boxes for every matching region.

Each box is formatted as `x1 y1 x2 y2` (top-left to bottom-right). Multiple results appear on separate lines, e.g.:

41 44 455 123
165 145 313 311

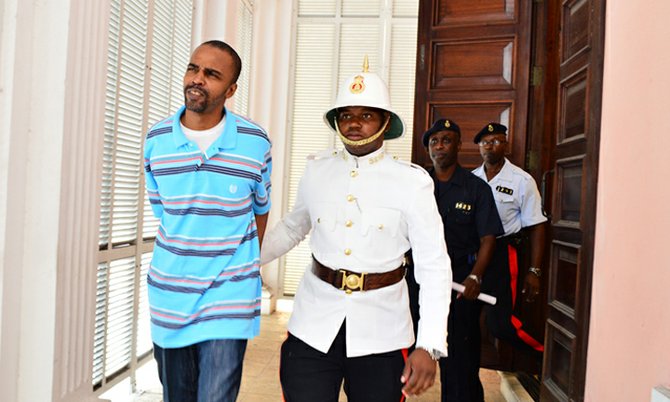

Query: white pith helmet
323 57 405 140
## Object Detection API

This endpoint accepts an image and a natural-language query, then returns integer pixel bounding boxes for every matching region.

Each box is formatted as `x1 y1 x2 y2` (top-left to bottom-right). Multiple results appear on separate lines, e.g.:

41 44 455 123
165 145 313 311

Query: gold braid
335 115 390 147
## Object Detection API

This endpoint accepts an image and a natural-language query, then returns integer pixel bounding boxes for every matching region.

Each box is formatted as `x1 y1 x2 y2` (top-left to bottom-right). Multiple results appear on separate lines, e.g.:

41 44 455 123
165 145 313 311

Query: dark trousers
153 339 247 402
440 295 484 402
485 238 544 353
280 322 407 402
406 260 483 402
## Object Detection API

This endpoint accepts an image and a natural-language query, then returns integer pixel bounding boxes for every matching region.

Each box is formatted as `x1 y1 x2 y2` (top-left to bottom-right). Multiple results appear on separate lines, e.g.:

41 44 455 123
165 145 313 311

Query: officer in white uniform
472 122 547 353
261 60 452 401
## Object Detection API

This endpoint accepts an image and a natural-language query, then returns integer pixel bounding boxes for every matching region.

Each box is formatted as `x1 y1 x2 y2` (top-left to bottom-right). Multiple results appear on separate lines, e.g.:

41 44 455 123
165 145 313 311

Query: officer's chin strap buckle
339 270 365 294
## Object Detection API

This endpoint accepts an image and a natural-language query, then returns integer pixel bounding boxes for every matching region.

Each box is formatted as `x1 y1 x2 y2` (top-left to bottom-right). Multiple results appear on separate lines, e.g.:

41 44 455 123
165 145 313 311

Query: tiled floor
113 311 506 402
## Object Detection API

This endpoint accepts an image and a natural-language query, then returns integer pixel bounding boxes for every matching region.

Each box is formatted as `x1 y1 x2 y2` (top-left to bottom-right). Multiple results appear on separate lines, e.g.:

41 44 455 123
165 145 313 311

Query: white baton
451 282 497 305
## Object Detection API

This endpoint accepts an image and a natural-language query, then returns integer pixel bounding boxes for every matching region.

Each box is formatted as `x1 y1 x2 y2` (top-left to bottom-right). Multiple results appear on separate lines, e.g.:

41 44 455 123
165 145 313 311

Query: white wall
0 0 109 401
0 0 68 399
247 0 294 297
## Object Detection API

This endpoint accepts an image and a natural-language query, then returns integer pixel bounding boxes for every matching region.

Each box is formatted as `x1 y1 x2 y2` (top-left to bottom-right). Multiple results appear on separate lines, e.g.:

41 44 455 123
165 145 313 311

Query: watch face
418 347 438 360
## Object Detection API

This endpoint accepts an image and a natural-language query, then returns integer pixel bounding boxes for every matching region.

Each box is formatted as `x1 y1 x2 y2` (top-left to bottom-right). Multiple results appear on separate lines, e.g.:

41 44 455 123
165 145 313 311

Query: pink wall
586 1 670 400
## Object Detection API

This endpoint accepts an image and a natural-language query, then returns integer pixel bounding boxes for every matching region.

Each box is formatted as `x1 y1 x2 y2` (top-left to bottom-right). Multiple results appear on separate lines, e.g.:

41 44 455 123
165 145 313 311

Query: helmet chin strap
335 115 390 147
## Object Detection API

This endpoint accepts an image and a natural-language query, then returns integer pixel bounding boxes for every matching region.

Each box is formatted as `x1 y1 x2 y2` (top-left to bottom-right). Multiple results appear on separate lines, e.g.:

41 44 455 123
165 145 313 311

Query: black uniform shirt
431 165 503 281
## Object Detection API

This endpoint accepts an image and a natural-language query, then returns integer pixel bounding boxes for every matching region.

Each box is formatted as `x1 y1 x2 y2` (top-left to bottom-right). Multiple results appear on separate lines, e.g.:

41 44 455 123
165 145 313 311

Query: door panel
540 0 605 400
437 0 515 24
413 0 531 170
432 39 516 90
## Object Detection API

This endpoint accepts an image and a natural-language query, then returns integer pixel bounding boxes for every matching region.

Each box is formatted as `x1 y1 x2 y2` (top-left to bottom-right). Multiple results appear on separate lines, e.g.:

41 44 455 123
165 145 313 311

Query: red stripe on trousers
508 244 544 352
399 348 408 402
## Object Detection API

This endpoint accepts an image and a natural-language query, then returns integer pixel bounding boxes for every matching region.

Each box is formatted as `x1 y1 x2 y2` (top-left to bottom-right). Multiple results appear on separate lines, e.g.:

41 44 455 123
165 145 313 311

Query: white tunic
472 158 547 236
261 147 452 358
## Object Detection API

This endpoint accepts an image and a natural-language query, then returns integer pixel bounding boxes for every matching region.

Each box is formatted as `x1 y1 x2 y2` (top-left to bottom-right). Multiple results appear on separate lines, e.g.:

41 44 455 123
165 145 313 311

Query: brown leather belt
311 256 406 294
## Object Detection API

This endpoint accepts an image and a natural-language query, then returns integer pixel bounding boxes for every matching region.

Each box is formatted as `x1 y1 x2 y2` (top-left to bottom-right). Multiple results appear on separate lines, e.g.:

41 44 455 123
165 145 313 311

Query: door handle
541 169 553 220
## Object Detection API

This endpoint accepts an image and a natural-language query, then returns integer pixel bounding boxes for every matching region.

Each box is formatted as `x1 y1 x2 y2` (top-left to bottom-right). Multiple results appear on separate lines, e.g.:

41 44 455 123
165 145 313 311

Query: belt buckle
339 270 365 294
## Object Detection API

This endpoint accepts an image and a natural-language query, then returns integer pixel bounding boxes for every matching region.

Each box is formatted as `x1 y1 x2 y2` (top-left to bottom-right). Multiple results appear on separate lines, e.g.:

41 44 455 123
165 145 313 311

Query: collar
171 105 238 151
498 157 513 177
431 164 468 187
340 146 387 168
479 157 510 180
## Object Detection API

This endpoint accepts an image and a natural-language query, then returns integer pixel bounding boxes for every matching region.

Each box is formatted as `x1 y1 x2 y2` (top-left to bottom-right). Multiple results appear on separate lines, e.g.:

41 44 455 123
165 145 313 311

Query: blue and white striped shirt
143 106 272 348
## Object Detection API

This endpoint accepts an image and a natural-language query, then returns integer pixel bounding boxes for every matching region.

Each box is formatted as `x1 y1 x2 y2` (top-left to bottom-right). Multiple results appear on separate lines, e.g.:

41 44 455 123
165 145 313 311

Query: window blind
94 0 192 392
235 0 254 116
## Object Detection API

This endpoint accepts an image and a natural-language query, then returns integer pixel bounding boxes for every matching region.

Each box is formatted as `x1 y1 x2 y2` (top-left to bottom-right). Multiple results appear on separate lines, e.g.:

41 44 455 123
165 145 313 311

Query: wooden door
413 0 607 398
412 0 541 374
538 0 606 400
412 0 532 169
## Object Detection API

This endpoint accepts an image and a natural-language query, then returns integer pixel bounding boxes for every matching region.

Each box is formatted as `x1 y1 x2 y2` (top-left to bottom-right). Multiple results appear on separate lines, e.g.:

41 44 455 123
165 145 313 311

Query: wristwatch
418 347 441 361
528 267 542 277
467 274 481 285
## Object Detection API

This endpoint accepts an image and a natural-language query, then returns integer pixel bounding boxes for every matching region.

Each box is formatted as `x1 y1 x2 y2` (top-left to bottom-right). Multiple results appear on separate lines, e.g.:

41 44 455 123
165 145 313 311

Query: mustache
184 84 208 97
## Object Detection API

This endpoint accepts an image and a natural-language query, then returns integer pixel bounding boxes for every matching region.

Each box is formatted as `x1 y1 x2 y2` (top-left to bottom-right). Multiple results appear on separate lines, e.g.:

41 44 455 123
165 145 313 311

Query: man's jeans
153 339 248 402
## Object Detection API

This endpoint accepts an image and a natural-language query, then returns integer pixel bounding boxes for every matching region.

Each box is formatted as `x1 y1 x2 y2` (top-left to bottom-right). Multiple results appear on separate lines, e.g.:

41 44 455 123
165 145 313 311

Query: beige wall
586 1 670 400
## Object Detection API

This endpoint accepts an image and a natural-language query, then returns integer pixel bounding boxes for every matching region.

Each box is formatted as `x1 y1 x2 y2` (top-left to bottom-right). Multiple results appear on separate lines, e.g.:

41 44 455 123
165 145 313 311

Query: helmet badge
350 75 365 94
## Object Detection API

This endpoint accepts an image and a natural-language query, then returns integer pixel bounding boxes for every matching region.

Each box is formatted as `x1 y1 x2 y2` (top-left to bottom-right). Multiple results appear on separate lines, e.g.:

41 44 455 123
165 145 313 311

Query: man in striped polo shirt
143 40 272 402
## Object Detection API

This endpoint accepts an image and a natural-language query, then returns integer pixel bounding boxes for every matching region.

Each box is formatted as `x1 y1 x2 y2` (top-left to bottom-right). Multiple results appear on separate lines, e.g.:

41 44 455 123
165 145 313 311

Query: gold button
345 220 353 227
378 224 384 230
350 170 358 177
347 194 355 202
332 151 338 156
344 248 352 256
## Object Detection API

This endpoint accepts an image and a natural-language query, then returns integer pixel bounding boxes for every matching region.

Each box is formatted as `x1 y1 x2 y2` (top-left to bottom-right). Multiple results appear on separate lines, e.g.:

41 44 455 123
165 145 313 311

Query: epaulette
390 155 416 167
306 148 338 161
389 155 431 176
389 154 407 164
409 162 431 177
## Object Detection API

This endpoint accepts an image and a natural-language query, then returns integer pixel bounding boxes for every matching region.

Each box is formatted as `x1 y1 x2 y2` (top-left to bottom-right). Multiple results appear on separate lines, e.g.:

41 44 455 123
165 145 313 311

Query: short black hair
200 40 242 83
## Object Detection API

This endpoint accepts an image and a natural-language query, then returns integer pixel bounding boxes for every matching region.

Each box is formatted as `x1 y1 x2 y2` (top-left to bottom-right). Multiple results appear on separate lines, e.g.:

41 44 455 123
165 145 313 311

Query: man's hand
400 348 437 397
522 272 541 303
460 276 481 300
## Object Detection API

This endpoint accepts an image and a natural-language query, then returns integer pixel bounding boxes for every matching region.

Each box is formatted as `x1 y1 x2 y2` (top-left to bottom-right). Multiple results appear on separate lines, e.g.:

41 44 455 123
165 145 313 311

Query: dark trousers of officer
280 321 407 402
406 261 484 402
440 291 484 402
484 236 544 353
